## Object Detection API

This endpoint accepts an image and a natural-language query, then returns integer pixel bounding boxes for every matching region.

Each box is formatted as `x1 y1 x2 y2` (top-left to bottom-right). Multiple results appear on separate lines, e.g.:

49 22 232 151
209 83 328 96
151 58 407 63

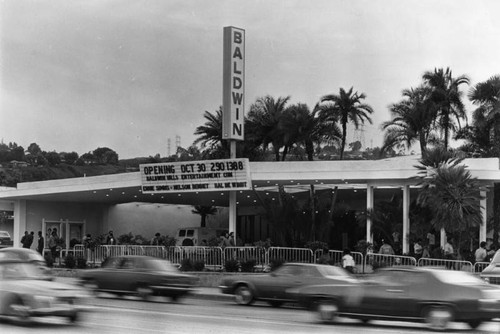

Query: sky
1 0 499 159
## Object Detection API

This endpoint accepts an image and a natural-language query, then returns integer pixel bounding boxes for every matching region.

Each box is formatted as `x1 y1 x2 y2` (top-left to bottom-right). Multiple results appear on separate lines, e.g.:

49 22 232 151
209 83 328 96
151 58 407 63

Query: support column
402 185 410 254
480 189 487 244
440 228 446 249
228 141 237 240
366 185 374 244
13 200 27 248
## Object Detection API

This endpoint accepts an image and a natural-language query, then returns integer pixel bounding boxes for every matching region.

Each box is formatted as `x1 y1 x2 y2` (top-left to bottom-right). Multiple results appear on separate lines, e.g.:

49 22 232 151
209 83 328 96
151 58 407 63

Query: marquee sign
140 158 251 194
222 26 245 141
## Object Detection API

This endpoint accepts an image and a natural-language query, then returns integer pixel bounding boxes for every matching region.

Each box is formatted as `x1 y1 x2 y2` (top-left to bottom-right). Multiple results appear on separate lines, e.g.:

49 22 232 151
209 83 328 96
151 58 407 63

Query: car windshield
0 231 10 238
316 265 351 277
0 262 46 280
491 250 500 264
431 270 487 285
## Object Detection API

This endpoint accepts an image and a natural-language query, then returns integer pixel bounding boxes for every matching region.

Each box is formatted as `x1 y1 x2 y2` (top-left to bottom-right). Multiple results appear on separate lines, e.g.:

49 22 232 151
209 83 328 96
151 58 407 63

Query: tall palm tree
193 107 229 158
317 87 374 160
191 205 218 228
246 95 291 161
280 103 341 161
468 75 500 157
468 75 500 248
422 67 469 149
381 86 436 155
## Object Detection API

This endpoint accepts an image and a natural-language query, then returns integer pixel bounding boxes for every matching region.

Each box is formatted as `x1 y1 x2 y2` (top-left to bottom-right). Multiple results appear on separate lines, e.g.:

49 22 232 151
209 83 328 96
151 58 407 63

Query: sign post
223 26 245 243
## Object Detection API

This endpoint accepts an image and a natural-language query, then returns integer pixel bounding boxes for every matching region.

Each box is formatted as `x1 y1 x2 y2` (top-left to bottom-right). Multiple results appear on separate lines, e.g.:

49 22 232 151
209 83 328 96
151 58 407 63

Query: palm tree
468 75 500 248
193 107 229 158
317 87 374 160
246 95 291 161
280 103 341 161
381 86 436 155
191 205 218 228
468 75 500 157
416 149 484 254
422 67 469 149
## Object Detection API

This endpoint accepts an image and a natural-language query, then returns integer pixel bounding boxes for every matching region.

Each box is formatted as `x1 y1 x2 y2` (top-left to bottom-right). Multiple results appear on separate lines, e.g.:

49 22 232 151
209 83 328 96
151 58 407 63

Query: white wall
105 203 229 240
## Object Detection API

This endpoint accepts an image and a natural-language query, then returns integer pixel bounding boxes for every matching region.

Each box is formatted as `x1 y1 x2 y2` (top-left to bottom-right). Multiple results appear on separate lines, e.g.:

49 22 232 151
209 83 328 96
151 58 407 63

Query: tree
317 87 374 160
423 67 469 149
191 205 218 228
467 75 500 248
62 151 79 165
193 107 229 158
27 143 42 156
93 147 118 165
381 86 436 155
416 149 484 254
45 151 61 166
246 95 291 161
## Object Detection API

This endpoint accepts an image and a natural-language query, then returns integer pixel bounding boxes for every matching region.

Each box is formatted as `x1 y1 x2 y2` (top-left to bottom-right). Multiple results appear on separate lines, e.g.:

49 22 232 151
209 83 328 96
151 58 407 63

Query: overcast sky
1 0 499 159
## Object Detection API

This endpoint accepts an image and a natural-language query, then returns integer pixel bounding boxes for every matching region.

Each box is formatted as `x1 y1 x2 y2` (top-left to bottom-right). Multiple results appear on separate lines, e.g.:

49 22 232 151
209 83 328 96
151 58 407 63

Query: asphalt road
1 294 499 334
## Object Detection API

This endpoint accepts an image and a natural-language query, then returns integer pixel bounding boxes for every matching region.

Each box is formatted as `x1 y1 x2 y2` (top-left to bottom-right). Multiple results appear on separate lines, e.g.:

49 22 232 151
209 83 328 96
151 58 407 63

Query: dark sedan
288 266 500 330
0 231 13 248
79 255 198 301
219 262 356 307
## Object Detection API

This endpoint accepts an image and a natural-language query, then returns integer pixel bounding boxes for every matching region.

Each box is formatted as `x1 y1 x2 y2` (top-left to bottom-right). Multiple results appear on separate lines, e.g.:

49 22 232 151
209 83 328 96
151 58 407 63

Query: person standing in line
36 231 44 254
342 248 356 274
106 230 117 245
151 232 161 245
475 241 487 263
27 231 35 249
21 231 29 248
414 238 423 260
378 239 395 255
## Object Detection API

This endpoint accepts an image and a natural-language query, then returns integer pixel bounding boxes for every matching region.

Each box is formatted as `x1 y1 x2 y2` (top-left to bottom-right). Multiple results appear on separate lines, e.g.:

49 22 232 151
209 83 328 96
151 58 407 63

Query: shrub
193 260 205 271
224 259 239 272
161 235 177 247
268 258 284 271
207 236 221 247
64 254 76 269
306 240 329 253
180 258 193 271
240 259 256 272
44 253 54 268
76 257 87 269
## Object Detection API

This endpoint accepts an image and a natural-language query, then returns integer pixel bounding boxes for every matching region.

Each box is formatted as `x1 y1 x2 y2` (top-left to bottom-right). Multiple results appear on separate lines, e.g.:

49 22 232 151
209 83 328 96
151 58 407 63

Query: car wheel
267 300 283 308
467 320 482 329
5 295 30 323
316 300 339 323
234 285 254 305
136 285 154 301
424 306 453 331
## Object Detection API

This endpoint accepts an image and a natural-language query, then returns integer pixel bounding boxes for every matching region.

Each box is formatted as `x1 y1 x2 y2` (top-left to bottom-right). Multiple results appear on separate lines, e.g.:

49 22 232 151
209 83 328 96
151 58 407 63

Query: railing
418 257 474 272
66 244 493 275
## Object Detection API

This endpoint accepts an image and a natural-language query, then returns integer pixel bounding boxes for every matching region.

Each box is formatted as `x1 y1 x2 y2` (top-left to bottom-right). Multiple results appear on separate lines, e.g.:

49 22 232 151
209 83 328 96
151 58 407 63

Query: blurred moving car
288 266 500 330
0 231 13 248
481 249 500 284
79 255 198 301
0 259 89 323
219 263 356 307
0 247 51 277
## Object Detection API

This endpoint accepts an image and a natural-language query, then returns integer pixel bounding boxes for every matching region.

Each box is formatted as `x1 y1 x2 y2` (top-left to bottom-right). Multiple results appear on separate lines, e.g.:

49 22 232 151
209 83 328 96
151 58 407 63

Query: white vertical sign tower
223 26 245 241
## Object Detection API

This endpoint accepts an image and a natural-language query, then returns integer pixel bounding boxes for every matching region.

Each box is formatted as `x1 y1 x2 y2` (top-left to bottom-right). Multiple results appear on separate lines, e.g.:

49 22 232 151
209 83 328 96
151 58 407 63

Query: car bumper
151 285 195 296
12 304 87 318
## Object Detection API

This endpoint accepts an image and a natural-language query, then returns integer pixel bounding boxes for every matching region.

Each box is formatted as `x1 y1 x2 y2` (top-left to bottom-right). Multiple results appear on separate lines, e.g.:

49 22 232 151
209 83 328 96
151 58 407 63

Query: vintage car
219 262 356 307
288 266 500 330
0 231 13 248
0 247 51 277
0 259 89 323
480 249 500 284
79 255 198 301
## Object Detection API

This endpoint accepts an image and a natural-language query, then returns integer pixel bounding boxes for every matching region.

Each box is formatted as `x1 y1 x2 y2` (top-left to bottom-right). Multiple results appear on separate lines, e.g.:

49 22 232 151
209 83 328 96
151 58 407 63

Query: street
1 294 499 334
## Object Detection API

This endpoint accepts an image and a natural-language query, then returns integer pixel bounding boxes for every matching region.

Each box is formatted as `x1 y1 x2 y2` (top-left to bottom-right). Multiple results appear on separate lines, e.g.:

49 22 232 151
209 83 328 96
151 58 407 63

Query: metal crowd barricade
170 246 224 270
141 246 166 258
223 246 267 268
474 261 490 273
364 253 417 273
165 246 183 264
73 244 85 258
267 247 315 263
417 257 474 272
